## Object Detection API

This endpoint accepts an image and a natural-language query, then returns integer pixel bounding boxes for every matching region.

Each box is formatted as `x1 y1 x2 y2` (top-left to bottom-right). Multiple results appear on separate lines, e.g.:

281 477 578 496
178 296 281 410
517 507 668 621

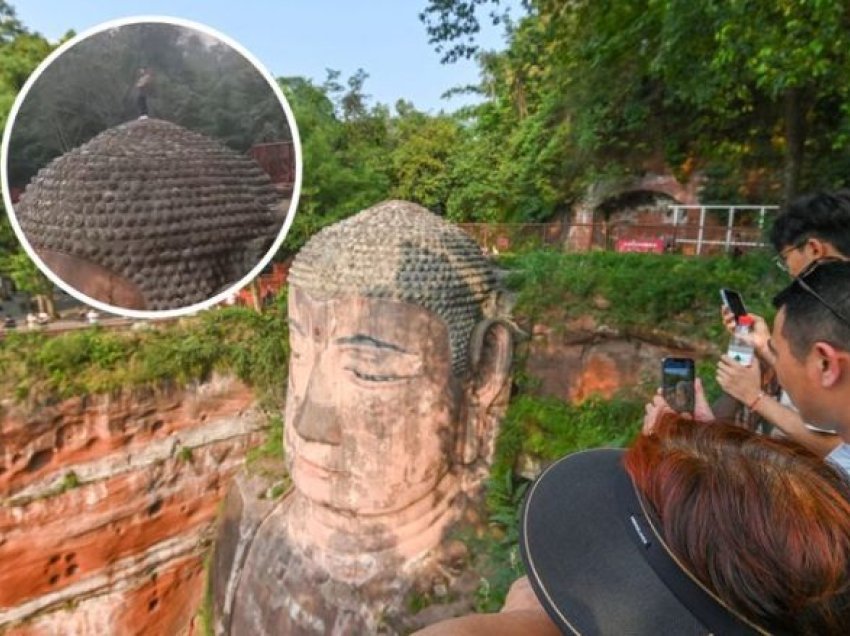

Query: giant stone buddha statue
211 200 515 634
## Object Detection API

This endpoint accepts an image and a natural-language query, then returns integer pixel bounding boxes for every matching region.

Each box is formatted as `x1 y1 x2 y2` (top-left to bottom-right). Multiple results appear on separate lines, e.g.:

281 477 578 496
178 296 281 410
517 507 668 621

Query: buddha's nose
291 360 342 445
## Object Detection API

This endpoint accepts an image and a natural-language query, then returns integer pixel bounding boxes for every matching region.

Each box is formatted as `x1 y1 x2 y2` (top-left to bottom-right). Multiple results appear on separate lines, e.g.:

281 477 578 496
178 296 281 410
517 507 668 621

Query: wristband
748 391 766 410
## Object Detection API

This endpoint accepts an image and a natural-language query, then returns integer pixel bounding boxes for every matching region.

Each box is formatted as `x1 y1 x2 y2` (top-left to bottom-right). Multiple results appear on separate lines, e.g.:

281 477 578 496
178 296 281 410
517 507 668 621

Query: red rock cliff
0 375 265 635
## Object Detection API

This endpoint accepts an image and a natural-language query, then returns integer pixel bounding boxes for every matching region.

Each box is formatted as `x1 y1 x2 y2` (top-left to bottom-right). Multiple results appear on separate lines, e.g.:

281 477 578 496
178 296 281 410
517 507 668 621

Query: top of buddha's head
288 200 502 376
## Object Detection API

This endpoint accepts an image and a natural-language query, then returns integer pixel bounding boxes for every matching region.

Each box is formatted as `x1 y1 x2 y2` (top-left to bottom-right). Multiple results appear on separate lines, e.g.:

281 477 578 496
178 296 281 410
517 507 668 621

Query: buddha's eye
338 341 423 385
346 367 406 383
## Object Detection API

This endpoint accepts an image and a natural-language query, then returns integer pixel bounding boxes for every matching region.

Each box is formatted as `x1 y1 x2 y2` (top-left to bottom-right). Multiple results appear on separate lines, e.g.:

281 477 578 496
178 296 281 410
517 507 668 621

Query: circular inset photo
1 17 301 317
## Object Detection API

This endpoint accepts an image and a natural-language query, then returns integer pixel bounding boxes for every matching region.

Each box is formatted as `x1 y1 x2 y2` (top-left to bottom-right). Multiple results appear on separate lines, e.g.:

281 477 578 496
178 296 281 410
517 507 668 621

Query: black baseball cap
520 448 766 635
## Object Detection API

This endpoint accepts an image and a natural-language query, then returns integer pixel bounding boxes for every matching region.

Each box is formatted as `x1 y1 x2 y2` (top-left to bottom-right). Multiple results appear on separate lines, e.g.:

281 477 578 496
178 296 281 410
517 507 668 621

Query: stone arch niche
566 172 702 251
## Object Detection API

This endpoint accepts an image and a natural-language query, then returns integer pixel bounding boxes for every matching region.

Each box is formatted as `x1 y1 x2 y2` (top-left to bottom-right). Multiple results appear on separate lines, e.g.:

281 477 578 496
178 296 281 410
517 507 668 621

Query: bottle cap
737 314 754 327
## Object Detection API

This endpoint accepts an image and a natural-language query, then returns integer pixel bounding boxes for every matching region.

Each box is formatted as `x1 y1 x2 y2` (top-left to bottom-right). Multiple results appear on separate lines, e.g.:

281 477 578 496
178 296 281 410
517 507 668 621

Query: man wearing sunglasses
716 192 850 470
769 260 850 450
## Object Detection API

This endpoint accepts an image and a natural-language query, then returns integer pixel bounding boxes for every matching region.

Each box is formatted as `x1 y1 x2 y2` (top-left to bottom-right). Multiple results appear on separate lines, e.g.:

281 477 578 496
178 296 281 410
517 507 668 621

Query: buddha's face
284 285 464 515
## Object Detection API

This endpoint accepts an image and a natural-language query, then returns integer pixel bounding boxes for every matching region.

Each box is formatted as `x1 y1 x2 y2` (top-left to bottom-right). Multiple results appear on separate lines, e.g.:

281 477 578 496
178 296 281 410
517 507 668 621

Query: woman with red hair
416 416 850 635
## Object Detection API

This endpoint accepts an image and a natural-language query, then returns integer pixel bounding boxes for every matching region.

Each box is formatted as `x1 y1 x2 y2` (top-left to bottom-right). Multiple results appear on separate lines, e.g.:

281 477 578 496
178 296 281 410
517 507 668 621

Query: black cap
520 448 765 635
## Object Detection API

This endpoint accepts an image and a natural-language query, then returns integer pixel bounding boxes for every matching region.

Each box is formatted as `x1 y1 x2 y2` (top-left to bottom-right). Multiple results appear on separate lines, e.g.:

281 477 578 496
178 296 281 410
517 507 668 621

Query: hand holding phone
720 288 748 320
662 357 695 414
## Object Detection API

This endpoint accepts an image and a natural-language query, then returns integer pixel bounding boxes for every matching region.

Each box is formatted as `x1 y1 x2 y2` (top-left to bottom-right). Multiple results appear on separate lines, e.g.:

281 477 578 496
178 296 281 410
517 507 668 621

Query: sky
13 1 517 114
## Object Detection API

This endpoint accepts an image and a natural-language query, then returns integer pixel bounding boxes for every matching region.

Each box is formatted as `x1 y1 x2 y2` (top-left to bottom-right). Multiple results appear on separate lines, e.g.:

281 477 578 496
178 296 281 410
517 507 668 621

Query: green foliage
503 250 782 344
473 392 643 611
488 394 643 512
246 414 284 465
390 103 461 214
0 303 288 405
59 470 80 492
0 2 52 134
1 249 51 295
424 0 850 209
197 549 215 636
278 73 395 255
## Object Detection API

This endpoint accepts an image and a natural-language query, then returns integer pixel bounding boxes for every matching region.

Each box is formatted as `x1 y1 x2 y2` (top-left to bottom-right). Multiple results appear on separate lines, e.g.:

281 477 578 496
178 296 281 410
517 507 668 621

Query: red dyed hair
625 414 850 634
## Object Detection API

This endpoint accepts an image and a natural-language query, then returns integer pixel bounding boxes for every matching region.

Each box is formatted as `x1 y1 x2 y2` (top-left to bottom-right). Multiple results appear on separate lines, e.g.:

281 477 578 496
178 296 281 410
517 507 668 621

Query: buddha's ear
469 318 514 409
460 319 514 465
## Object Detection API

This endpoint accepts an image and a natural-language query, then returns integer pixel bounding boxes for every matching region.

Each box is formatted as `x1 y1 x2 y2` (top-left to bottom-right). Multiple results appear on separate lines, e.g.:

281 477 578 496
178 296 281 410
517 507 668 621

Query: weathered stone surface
524 321 705 403
0 375 265 634
214 201 514 634
15 118 283 310
288 199 500 376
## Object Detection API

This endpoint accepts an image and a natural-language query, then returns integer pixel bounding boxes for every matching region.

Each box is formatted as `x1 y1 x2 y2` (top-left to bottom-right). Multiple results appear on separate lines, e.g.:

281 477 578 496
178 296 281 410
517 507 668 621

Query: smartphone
661 357 695 414
720 288 748 319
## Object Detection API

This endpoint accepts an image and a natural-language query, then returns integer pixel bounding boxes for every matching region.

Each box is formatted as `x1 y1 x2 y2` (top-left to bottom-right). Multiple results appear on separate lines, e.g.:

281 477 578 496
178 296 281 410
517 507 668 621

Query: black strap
613 467 764 635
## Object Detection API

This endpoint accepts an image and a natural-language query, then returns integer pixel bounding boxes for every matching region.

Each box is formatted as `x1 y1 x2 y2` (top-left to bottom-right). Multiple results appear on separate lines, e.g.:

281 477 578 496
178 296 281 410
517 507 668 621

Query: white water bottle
727 314 755 366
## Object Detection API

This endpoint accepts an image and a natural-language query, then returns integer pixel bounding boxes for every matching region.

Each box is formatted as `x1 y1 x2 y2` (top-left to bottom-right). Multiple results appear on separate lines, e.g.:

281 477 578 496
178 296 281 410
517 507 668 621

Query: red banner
615 238 666 253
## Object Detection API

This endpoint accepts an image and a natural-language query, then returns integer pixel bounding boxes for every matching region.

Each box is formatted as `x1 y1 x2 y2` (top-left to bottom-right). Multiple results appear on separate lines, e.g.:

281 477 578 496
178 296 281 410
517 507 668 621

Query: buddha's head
15 118 281 311
284 200 513 517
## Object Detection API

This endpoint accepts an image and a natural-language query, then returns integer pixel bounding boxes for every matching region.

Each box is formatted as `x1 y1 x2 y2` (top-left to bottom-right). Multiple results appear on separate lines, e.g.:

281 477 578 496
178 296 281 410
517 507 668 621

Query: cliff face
0 375 266 635
0 316 708 635
523 315 713 403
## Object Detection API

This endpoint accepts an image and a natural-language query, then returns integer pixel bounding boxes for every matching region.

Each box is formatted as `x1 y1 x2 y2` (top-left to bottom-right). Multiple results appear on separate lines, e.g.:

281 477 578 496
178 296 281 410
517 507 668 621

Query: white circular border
0 15 303 320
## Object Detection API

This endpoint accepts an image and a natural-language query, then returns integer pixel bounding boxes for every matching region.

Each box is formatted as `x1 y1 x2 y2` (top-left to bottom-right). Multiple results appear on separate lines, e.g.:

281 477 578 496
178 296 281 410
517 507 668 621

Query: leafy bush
501 250 783 344
474 393 643 611
0 300 288 405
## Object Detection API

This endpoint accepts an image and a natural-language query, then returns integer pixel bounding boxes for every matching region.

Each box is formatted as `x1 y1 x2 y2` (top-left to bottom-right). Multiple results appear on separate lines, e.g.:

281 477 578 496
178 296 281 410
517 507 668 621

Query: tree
423 0 850 204
3 251 56 317
278 71 394 255
0 1 52 138
390 102 461 214
0 2 54 310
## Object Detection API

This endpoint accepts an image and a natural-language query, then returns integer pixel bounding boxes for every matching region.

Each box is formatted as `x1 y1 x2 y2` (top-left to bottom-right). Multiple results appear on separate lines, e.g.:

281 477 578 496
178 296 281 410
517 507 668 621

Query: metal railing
456 204 780 256
668 205 780 255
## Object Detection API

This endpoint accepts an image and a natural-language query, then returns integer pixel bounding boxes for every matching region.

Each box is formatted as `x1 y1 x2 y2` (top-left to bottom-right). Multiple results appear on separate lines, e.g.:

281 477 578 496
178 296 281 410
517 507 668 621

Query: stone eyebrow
335 334 409 354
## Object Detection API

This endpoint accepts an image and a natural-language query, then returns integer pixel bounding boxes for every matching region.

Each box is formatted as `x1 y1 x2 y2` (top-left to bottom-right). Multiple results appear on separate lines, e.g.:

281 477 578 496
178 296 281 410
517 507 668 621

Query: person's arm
413 577 560 636
716 356 840 457
412 609 560 636
750 393 841 458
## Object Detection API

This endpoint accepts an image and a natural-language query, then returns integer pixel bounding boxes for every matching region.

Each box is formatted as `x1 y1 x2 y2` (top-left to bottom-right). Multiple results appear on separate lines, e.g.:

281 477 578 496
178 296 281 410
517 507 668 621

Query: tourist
135 67 153 117
416 415 850 635
717 190 850 459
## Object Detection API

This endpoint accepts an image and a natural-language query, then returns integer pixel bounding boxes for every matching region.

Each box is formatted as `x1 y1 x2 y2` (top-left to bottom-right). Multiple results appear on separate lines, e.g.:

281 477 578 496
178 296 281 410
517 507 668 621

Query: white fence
668 205 780 255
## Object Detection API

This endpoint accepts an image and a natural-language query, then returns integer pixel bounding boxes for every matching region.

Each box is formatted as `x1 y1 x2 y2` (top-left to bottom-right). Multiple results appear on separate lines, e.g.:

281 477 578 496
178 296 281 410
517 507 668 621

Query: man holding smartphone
768 261 850 459
716 191 850 469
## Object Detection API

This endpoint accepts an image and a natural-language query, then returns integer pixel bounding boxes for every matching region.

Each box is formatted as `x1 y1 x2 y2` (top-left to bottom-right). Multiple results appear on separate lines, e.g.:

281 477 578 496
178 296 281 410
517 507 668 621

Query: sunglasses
773 258 850 329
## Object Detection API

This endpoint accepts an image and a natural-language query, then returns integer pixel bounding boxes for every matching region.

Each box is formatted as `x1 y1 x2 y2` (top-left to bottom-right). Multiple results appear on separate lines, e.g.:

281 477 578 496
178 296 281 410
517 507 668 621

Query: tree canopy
7 21 291 189
422 0 850 206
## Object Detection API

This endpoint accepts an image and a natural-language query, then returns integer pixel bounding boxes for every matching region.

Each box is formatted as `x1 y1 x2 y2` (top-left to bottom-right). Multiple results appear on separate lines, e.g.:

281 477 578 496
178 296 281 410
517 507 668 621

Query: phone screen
720 288 748 319
662 357 695 413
